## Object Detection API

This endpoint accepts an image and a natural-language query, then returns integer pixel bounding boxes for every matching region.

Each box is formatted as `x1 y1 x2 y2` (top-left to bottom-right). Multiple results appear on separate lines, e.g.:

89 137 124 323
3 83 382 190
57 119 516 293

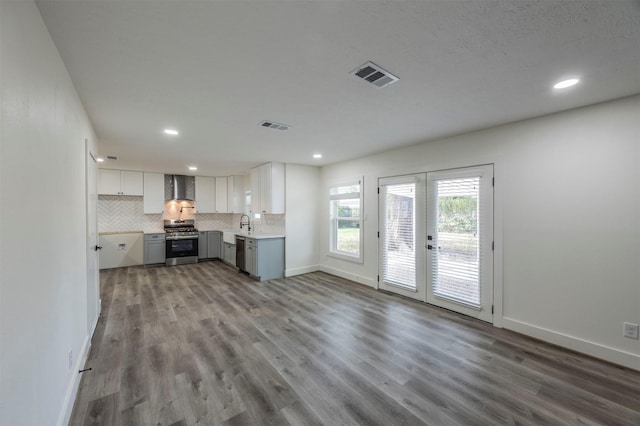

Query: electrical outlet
68 350 73 369
623 322 639 340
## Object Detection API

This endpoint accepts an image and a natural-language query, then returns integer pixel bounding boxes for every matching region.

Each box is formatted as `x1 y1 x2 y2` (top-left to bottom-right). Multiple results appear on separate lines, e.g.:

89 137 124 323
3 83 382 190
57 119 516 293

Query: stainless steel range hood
165 174 195 201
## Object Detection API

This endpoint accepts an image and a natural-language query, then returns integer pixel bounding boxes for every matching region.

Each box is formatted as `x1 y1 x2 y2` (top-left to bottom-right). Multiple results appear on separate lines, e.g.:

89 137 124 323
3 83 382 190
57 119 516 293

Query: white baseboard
503 317 640 370
285 265 320 277
57 333 92 426
318 265 377 288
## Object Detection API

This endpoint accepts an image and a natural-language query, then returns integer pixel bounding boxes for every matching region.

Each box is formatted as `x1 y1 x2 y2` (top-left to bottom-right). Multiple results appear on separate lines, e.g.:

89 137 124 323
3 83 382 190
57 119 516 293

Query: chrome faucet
239 214 251 233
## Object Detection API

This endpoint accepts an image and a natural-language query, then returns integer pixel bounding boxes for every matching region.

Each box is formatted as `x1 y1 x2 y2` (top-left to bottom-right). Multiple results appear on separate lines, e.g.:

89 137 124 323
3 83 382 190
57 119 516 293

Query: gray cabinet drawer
144 233 165 241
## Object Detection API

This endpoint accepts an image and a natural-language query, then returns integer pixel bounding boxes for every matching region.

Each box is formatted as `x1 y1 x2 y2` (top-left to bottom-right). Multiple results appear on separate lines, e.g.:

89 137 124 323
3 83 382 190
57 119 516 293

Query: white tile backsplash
252 214 285 234
99 196 285 235
98 195 143 232
143 214 164 233
196 213 236 231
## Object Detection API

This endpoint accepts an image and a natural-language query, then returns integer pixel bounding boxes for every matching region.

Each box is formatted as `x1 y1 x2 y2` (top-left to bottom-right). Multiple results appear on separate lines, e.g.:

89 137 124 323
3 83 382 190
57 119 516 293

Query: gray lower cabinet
144 233 166 265
198 231 208 259
198 231 222 260
245 237 284 281
246 239 257 275
207 231 222 259
223 242 236 266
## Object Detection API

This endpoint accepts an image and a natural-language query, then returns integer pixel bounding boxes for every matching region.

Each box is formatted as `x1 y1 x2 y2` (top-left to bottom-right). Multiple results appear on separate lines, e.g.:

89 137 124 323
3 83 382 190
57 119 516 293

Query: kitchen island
233 233 285 281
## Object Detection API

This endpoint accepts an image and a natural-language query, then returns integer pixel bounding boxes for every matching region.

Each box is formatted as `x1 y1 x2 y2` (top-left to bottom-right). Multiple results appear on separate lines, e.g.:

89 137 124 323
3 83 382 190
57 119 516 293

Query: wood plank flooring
69 262 640 425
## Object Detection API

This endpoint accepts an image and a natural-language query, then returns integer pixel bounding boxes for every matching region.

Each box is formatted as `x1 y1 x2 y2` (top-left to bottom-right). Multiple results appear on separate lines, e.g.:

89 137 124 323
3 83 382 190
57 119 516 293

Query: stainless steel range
164 219 198 266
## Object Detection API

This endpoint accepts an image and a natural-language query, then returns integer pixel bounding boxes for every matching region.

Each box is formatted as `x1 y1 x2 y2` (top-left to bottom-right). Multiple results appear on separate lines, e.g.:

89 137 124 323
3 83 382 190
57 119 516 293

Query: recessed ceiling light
164 128 179 136
188 166 197 171
553 78 580 89
313 154 322 159
96 157 104 162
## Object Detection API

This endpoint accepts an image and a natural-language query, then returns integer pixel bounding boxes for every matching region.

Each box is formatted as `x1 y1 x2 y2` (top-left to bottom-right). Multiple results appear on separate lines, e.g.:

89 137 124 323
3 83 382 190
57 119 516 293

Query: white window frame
328 178 364 263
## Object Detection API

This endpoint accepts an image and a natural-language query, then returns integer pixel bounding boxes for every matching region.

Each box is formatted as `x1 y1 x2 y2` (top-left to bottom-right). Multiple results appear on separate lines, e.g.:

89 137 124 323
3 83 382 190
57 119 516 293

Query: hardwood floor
70 262 640 425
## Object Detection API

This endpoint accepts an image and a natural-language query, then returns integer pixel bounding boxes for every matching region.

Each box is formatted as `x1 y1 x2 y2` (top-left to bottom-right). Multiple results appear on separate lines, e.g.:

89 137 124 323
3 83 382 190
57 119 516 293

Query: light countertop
141 227 285 242
100 230 143 235
235 233 285 239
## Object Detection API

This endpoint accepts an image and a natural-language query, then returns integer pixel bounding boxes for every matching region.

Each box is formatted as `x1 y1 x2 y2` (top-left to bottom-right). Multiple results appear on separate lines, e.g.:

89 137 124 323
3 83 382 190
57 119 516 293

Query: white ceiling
36 0 640 176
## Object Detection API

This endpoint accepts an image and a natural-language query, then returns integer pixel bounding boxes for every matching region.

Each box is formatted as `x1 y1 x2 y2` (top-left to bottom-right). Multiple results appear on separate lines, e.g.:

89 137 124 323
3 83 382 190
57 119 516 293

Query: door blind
432 177 482 307
381 182 416 289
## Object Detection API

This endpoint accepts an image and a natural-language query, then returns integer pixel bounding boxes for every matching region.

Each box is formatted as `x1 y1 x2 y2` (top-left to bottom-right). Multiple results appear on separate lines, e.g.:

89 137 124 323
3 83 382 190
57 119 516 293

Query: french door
86 140 100 334
378 165 493 322
378 174 426 301
426 165 493 322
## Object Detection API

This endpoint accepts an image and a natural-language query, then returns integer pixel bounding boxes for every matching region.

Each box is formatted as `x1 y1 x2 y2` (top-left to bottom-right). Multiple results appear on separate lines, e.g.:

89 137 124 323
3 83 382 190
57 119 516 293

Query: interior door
426 165 493 322
378 174 426 301
86 141 100 334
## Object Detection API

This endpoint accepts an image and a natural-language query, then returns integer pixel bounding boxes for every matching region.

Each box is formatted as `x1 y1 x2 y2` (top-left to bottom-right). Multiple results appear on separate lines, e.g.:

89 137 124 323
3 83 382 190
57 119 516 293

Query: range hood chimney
165 174 195 201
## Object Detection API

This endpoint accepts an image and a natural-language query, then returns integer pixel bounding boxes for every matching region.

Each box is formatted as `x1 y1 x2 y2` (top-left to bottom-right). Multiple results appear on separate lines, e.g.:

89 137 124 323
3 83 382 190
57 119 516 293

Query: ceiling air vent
259 120 291 131
351 61 399 88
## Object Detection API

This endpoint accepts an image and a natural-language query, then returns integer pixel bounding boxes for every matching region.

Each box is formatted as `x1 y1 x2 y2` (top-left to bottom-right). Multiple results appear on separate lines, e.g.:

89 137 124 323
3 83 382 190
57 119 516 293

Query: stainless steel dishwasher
236 236 246 273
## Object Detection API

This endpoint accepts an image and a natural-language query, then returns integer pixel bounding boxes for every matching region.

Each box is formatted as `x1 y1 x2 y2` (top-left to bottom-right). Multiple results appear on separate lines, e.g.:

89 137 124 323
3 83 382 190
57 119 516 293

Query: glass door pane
433 176 481 305
382 182 416 289
378 174 426 301
427 165 493 322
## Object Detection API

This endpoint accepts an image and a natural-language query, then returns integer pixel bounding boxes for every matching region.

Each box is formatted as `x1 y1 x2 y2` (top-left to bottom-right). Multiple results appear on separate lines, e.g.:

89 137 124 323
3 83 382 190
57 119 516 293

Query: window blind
432 177 481 307
381 182 416 289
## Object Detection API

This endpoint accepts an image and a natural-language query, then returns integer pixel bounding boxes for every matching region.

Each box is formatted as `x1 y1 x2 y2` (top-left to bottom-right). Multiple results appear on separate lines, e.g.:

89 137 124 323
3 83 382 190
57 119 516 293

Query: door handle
94 245 103 251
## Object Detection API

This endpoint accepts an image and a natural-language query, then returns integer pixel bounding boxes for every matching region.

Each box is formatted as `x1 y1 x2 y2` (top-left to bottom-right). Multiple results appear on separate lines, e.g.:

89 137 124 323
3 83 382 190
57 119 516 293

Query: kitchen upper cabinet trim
98 169 143 196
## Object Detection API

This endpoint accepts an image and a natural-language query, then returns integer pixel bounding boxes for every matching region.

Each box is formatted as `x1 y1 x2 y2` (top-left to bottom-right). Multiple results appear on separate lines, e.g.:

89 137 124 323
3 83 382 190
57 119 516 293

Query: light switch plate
623 322 639 339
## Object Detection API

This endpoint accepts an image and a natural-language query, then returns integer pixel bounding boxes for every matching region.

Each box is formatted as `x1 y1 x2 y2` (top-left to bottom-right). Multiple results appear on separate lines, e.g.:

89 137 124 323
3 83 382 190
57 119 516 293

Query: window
329 179 363 262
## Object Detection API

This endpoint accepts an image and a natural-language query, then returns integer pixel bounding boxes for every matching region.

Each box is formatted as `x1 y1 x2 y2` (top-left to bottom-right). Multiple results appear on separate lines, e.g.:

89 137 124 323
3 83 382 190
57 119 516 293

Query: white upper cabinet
143 172 165 214
98 169 121 194
215 177 228 213
121 171 144 195
250 163 285 214
195 176 215 213
250 167 261 214
227 175 246 213
98 169 143 196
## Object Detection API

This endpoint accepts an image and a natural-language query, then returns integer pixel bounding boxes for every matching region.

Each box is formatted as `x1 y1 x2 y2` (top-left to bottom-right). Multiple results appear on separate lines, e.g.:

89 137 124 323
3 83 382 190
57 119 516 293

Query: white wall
0 2 98 425
285 164 320 276
319 95 640 369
